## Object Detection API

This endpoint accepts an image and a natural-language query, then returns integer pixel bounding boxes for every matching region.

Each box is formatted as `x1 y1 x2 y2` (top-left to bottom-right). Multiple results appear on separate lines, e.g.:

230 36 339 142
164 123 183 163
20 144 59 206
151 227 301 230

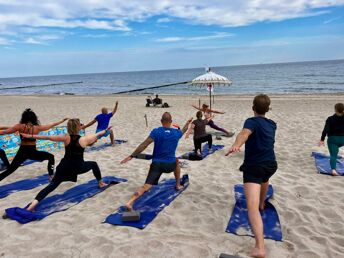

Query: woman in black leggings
24 118 109 211
0 109 67 181
185 111 213 156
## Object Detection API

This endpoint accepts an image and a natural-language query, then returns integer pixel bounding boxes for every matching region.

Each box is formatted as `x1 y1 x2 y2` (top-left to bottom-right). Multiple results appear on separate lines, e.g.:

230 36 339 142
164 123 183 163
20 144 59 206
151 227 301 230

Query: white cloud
323 16 342 24
157 17 172 23
24 37 46 45
157 32 234 42
0 0 343 32
0 37 11 45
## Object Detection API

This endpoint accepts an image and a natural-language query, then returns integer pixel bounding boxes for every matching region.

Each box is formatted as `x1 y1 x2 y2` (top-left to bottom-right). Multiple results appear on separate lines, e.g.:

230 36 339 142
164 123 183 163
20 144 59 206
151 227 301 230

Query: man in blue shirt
121 112 192 210
225 94 277 258
82 101 118 146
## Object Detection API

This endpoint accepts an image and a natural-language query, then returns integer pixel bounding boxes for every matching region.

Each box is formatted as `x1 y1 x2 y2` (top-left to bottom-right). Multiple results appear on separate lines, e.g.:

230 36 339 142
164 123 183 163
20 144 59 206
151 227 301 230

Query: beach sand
0 94 344 258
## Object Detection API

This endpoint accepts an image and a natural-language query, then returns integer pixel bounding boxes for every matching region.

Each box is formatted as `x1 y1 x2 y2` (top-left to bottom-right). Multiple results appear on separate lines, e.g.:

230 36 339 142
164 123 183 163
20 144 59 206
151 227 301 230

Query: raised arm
120 136 154 164
181 117 193 134
38 118 68 131
112 101 119 115
225 128 252 156
20 133 68 143
0 124 21 135
81 119 96 130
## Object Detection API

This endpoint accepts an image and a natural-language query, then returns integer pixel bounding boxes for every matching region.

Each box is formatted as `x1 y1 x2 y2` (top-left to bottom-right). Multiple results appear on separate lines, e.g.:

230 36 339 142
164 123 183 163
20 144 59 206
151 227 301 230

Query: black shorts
240 161 278 184
145 162 177 185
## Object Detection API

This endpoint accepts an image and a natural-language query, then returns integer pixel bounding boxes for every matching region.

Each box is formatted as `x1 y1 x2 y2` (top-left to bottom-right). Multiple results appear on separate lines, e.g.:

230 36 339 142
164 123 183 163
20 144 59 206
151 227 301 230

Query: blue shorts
96 129 110 139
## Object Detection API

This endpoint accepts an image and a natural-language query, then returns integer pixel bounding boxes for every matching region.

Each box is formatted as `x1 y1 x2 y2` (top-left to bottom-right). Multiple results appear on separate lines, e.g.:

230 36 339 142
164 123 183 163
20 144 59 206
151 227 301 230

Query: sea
0 59 343 95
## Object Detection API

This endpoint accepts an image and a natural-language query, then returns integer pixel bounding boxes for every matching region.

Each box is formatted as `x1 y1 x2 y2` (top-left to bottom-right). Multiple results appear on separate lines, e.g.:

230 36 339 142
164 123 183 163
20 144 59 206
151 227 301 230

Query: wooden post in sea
199 98 201 108
144 114 148 127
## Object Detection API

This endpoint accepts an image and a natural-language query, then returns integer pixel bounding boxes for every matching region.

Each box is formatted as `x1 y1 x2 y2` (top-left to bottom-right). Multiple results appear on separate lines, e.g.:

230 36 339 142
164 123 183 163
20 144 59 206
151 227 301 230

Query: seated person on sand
225 94 277 258
82 101 118 146
192 103 233 137
23 119 109 212
120 112 192 210
185 111 213 156
319 102 344 176
153 94 162 106
146 96 153 107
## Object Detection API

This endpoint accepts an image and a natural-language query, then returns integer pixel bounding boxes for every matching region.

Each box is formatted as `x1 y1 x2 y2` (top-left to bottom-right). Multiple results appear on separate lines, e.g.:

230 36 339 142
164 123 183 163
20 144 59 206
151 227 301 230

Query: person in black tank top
0 109 68 182
24 119 110 212
319 103 344 176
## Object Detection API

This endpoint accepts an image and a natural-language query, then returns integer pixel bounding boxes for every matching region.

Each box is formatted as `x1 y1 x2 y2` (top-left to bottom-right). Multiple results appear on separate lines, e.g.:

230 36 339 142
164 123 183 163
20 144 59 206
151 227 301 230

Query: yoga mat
226 184 282 241
104 174 189 229
85 140 127 152
179 144 224 160
4 176 127 224
0 174 49 199
311 152 344 175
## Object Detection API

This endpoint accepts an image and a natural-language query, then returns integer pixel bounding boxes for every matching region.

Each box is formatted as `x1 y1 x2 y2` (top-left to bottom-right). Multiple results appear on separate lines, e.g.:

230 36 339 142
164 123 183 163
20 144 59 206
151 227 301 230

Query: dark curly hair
20 108 40 125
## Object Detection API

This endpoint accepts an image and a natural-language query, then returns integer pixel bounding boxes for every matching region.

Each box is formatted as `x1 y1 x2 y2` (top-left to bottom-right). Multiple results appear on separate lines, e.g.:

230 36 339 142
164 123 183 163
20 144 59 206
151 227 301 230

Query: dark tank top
64 135 84 159
20 124 36 143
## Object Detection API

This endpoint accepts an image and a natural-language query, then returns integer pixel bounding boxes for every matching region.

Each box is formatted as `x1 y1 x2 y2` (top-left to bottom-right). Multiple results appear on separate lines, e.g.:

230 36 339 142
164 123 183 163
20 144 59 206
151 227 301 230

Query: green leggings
327 136 344 169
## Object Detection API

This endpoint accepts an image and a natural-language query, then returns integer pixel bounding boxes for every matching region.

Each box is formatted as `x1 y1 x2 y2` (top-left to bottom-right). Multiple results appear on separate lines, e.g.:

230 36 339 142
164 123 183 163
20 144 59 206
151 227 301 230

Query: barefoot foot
175 184 183 190
98 181 108 188
125 203 133 211
332 169 339 176
250 247 265 258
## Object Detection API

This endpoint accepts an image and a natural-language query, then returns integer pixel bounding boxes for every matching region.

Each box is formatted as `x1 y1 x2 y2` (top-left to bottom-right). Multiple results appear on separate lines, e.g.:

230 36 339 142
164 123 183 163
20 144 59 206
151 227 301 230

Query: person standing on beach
192 103 233 137
120 112 192 210
82 101 118 146
22 118 109 211
225 94 277 258
0 109 68 182
185 111 213 156
319 103 344 176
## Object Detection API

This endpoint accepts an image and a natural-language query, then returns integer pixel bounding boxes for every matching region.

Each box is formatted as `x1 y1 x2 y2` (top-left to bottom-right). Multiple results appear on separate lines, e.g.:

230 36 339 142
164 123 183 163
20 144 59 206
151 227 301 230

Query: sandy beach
0 94 344 258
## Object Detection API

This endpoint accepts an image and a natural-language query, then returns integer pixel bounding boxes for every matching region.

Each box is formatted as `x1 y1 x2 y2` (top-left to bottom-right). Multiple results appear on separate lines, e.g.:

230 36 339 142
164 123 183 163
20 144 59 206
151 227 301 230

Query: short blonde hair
67 119 80 135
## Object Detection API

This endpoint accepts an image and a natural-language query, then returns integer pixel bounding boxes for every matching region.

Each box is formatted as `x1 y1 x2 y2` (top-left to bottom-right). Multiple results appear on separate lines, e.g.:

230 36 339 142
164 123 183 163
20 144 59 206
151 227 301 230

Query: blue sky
0 0 344 77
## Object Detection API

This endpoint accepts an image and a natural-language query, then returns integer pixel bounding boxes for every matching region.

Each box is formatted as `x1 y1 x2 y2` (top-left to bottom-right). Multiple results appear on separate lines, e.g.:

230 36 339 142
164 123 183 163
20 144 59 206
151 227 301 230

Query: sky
0 0 344 77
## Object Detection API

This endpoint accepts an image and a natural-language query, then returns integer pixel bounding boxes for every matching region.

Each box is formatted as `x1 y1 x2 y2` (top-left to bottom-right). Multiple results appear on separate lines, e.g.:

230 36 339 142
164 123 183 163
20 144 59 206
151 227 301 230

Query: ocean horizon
0 59 343 95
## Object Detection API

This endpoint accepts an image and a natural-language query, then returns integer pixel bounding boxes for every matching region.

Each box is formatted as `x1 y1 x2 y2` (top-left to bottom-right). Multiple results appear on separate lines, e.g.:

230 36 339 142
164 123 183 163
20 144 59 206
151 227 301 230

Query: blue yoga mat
179 144 224 160
85 140 127 152
0 174 49 199
311 152 344 175
4 176 127 224
104 174 189 229
226 184 282 241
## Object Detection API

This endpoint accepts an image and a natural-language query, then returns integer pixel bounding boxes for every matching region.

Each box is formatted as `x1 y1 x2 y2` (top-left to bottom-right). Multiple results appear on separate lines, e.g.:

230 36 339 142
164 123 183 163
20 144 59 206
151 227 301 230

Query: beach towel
85 140 127 152
311 152 344 175
4 176 127 224
226 184 282 241
179 144 224 160
104 174 189 229
0 174 49 199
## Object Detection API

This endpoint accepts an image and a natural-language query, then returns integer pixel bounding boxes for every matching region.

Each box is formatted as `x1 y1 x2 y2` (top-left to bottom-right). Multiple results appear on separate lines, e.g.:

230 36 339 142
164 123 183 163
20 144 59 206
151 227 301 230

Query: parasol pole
209 84 212 110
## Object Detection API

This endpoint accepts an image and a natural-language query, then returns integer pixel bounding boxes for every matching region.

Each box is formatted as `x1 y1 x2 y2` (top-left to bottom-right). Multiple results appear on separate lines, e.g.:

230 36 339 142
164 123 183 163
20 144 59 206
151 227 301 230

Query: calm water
0 59 343 95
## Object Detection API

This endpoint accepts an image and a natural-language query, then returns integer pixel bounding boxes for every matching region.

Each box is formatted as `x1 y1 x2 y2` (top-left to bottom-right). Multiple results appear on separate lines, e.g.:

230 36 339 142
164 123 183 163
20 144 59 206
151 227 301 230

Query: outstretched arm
79 126 112 147
20 133 68 143
225 128 252 156
320 118 329 145
81 119 96 130
0 124 21 135
181 117 193 134
112 101 119 115
38 118 68 131
191 105 202 111
208 108 225 114
185 123 195 139
0 126 10 130
121 136 154 163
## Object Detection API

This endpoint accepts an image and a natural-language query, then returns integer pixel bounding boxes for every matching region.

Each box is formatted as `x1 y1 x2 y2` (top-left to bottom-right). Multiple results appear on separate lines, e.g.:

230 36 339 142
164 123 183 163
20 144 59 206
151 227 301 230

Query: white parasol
191 68 232 109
